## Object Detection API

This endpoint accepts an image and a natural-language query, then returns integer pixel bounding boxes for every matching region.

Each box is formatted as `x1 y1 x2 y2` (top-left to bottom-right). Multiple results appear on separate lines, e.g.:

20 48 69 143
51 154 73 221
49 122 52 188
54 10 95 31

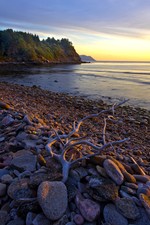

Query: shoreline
0 82 149 160
0 81 150 224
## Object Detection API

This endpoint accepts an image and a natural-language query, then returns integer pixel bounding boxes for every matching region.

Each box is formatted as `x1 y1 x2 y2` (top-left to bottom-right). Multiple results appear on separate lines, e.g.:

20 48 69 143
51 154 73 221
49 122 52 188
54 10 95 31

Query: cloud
0 0 150 42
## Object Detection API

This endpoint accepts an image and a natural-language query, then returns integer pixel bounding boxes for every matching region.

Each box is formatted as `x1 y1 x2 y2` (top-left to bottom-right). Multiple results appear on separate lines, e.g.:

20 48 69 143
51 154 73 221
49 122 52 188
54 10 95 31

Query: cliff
0 29 81 64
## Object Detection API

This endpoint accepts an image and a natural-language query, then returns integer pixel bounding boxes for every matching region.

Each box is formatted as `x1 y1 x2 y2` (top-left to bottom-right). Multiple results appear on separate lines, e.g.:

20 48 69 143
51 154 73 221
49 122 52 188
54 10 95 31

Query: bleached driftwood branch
45 99 129 183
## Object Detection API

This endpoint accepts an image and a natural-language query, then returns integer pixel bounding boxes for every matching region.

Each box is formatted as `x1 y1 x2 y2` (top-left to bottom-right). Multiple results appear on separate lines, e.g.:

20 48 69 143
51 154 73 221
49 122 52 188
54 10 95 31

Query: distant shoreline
0 61 82 66
95 60 150 63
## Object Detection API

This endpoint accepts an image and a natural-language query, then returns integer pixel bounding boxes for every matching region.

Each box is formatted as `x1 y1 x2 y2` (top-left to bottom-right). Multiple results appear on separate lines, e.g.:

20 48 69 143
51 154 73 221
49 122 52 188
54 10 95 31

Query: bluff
80 55 96 62
0 29 81 64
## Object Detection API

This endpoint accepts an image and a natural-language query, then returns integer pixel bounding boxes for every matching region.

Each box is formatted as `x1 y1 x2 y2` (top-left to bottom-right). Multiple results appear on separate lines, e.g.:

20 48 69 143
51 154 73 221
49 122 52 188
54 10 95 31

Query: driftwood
46 100 129 183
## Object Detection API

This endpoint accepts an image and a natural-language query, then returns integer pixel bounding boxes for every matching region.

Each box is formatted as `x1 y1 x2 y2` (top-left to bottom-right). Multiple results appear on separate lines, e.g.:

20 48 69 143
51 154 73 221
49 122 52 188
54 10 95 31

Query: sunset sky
0 0 150 61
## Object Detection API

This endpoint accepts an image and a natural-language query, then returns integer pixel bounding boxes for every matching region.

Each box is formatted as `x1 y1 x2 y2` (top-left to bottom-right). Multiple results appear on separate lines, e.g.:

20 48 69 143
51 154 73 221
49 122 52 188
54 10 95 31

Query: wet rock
37 181 68 220
115 197 140 220
103 204 128 225
75 193 100 222
103 159 124 185
7 178 33 200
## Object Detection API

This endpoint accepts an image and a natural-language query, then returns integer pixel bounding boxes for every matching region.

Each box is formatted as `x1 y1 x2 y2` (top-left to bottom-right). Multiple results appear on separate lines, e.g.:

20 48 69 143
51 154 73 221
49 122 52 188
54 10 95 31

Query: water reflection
0 62 150 110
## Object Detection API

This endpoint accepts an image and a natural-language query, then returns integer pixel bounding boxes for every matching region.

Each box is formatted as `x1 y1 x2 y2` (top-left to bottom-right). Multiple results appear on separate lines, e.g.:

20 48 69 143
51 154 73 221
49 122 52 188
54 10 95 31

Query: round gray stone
37 181 68 220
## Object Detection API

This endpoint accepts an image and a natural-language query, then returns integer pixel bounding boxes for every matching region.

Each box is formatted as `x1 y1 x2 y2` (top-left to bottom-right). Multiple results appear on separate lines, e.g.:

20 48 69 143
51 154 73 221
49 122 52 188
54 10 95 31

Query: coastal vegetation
0 29 81 63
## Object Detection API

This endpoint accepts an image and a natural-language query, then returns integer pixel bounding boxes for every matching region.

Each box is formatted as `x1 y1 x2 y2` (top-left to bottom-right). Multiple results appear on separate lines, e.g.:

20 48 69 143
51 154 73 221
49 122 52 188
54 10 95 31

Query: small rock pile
0 101 150 225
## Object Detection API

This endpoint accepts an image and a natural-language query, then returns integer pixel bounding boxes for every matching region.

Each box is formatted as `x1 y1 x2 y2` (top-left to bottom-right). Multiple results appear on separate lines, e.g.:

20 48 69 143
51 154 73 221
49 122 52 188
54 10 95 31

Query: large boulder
37 181 68 220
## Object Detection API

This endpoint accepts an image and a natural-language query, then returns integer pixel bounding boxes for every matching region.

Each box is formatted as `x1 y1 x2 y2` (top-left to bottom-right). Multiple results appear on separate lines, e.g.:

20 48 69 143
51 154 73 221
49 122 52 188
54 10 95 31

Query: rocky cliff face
0 29 81 64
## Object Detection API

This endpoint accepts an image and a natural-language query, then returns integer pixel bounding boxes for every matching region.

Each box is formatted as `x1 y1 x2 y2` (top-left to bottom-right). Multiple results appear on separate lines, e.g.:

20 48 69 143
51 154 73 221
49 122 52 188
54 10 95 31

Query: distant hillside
0 29 81 64
80 55 96 62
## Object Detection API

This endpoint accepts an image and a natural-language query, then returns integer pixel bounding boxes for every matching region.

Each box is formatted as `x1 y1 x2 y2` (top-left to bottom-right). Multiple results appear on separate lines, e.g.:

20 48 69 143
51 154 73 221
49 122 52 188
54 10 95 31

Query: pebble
131 164 146 176
11 152 37 172
121 186 137 195
1 174 13 184
139 193 150 218
75 193 100 222
134 175 150 183
115 197 140 220
7 218 25 225
73 214 84 225
0 183 6 196
130 208 150 225
53 214 68 225
0 101 11 110
89 177 119 201
0 169 9 178
1 115 14 126
7 178 33 200
0 92 150 225
32 213 51 225
0 210 9 225
103 159 124 185
37 181 68 220
26 212 36 225
103 204 128 225
96 165 108 177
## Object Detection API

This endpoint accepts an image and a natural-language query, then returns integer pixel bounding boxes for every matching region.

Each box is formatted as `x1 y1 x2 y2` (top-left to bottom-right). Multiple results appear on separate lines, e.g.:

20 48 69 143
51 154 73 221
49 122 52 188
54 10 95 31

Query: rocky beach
0 81 150 225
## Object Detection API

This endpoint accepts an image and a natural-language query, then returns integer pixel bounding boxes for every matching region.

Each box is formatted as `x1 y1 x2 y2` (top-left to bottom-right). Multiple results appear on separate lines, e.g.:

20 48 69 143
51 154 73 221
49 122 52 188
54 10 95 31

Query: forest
0 29 81 63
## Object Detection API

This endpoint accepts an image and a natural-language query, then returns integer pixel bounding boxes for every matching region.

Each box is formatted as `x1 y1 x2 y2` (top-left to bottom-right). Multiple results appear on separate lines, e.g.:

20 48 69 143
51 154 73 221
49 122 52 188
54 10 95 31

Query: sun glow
75 37 150 61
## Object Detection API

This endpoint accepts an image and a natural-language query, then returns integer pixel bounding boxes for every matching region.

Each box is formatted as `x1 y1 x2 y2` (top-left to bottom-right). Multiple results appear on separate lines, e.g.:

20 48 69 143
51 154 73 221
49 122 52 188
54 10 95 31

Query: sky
0 0 150 61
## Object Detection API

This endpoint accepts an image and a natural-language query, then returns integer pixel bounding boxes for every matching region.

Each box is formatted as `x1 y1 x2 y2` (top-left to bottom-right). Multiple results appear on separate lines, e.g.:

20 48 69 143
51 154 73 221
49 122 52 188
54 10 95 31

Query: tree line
0 29 81 63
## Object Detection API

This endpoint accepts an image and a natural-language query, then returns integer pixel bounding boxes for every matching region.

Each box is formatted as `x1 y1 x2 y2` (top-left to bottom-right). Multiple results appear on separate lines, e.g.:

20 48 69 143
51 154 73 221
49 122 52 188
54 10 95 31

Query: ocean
0 61 150 110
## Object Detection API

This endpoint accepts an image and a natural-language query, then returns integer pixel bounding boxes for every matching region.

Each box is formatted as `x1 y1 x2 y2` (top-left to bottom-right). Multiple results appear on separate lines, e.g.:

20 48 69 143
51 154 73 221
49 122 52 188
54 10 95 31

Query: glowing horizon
0 0 150 61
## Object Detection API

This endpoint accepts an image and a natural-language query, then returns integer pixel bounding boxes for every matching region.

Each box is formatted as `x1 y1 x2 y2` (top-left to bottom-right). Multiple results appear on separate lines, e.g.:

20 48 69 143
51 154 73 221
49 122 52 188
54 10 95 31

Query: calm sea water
0 62 150 110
